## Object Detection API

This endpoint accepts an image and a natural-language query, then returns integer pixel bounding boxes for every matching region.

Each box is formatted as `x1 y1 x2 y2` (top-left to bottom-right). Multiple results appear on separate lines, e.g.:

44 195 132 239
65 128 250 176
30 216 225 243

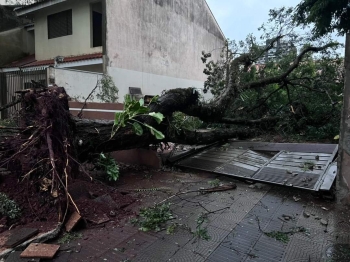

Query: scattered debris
88 214 110 225
282 214 293 221
265 231 290 243
4 228 38 248
301 161 315 171
303 212 311 218
65 211 82 232
132 203 174 232
20 243 60 259
320 219 328 226
194 215 211 241
293 196 301 202
208 179 221 187
58 232 83 244
322 207 329 211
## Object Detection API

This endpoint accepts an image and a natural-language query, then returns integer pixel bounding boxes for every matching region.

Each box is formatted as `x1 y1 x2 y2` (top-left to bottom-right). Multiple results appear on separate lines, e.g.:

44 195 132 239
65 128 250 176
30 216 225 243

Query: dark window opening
92 3 102 47
48 9 72 39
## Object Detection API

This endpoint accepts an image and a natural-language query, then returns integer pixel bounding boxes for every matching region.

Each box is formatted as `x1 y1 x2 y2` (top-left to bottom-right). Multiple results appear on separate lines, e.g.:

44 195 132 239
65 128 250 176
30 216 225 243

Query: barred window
48 10 72 39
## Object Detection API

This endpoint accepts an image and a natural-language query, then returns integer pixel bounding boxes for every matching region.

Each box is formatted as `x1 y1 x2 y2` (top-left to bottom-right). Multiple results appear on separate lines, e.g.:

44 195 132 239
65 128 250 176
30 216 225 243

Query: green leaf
114 112 123 125
334 135 340 140
139 98 144 107
124 94 132 106
144 123 165 140
136 107 150 114
132 122 144 136
149 95 159 105
149 112 165 124
129 100 140 113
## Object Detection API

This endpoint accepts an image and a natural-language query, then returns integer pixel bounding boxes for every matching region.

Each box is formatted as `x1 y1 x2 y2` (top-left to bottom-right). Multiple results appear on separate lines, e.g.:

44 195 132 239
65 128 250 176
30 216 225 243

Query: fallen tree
0 7 343 222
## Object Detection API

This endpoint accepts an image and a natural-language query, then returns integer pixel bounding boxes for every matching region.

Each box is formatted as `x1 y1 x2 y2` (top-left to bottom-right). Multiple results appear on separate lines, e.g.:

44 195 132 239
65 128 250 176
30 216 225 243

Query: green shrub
97 153 119 181
0 193 21 219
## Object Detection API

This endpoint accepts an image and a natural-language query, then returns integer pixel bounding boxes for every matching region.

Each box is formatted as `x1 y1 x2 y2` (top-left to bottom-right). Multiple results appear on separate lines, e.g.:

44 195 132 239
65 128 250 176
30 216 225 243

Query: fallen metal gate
176 141 338 192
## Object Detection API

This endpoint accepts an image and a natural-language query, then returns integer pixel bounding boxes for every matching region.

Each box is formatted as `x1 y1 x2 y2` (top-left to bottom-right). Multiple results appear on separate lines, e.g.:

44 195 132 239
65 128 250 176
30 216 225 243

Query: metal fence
0 68 47 119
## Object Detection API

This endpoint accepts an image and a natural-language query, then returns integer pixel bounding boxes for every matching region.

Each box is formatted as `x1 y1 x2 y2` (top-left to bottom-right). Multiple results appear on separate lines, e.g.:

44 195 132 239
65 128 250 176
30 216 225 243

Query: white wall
105 0 225 99
34 0 102 60
108 66 211 100
54 68 104 102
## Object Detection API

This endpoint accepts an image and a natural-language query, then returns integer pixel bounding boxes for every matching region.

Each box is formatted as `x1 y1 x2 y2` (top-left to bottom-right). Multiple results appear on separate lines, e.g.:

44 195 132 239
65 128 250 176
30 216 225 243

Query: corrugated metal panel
176 142 338 192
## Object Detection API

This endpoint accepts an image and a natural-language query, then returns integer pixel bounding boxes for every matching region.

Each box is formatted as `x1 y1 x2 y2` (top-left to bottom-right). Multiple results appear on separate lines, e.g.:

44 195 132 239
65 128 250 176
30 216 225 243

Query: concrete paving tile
20 243 60 259
220 206 251 224
249 234 286 262
209 216 238 231
4 228 39 248
207 245 247 262
65 211 82 232
134 239 180 261
184 225 230 259
160 227 194 247
112 231 158 257
5 251 40 262
282 234 324 262
221 223 262 253
169 248 205 262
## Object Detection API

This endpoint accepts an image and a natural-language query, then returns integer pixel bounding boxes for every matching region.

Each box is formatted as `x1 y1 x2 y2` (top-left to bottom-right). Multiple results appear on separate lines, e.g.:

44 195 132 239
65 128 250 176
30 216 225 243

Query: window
48 9 72 39
91 2 102 47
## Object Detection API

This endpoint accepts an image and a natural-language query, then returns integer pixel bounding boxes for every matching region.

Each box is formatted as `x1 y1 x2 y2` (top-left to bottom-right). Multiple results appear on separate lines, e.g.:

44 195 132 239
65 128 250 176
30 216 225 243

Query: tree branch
241 43 339 90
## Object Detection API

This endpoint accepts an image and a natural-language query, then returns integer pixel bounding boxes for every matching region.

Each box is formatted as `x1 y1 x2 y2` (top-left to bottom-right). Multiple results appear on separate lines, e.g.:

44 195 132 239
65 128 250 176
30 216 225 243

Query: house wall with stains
105 0 225 99
0 27 34 67
34 0 102 60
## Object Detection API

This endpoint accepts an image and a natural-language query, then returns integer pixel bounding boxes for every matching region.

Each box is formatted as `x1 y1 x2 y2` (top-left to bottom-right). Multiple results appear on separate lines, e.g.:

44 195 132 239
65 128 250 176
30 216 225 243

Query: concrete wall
0 27 34 66
53 68 104 102
34 0 102 60
105 0 225 99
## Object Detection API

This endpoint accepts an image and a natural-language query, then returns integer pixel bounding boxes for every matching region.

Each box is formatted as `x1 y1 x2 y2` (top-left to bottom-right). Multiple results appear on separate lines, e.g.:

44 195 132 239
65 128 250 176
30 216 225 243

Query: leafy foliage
58 232 83 244
265 231 290 243
133 203 174 232
97 153 119 181
172 112 203 131
0 193 21 219
208 179 221 187
295 0 349 37
96 74 119 103
195 213 211 241
112 95 165 140
201 7 343 140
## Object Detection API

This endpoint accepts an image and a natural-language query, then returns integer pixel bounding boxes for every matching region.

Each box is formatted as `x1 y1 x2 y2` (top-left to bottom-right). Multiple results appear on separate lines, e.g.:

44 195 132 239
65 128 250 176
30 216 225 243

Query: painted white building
0 0 225 117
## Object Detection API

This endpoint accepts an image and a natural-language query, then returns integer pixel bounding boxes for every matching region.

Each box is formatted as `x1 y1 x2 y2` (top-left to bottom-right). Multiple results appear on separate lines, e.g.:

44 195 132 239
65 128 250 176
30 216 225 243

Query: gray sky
206 0 345 48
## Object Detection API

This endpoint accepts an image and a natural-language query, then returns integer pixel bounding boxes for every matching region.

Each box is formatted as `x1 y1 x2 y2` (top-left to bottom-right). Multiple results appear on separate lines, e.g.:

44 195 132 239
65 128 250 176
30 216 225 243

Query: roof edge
204 0 226 41
15 0 67 16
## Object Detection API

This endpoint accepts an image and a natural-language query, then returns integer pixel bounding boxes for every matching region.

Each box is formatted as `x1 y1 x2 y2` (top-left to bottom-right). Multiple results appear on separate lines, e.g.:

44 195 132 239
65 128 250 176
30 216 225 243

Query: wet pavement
50 171 350 262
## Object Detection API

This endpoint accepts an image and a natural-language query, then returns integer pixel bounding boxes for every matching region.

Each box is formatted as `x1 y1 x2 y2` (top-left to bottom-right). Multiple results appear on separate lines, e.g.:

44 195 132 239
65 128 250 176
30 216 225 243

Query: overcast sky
206 0 345 50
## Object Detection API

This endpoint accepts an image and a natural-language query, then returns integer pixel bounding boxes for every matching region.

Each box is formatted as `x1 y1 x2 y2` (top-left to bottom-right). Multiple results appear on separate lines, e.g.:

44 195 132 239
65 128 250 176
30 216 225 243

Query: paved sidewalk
51 171 350 262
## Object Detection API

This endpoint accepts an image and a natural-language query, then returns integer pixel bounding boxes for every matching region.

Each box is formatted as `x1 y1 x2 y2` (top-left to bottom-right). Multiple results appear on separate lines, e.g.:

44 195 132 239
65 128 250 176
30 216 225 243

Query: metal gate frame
0 68 47 119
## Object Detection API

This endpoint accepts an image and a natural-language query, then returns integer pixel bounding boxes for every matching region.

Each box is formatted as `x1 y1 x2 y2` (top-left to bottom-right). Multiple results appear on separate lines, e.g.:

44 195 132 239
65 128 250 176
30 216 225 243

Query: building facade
0 0 225 118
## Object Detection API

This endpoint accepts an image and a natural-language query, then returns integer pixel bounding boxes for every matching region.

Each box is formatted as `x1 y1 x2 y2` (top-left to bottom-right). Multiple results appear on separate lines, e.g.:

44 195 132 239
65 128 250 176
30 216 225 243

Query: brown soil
0 168 140 234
